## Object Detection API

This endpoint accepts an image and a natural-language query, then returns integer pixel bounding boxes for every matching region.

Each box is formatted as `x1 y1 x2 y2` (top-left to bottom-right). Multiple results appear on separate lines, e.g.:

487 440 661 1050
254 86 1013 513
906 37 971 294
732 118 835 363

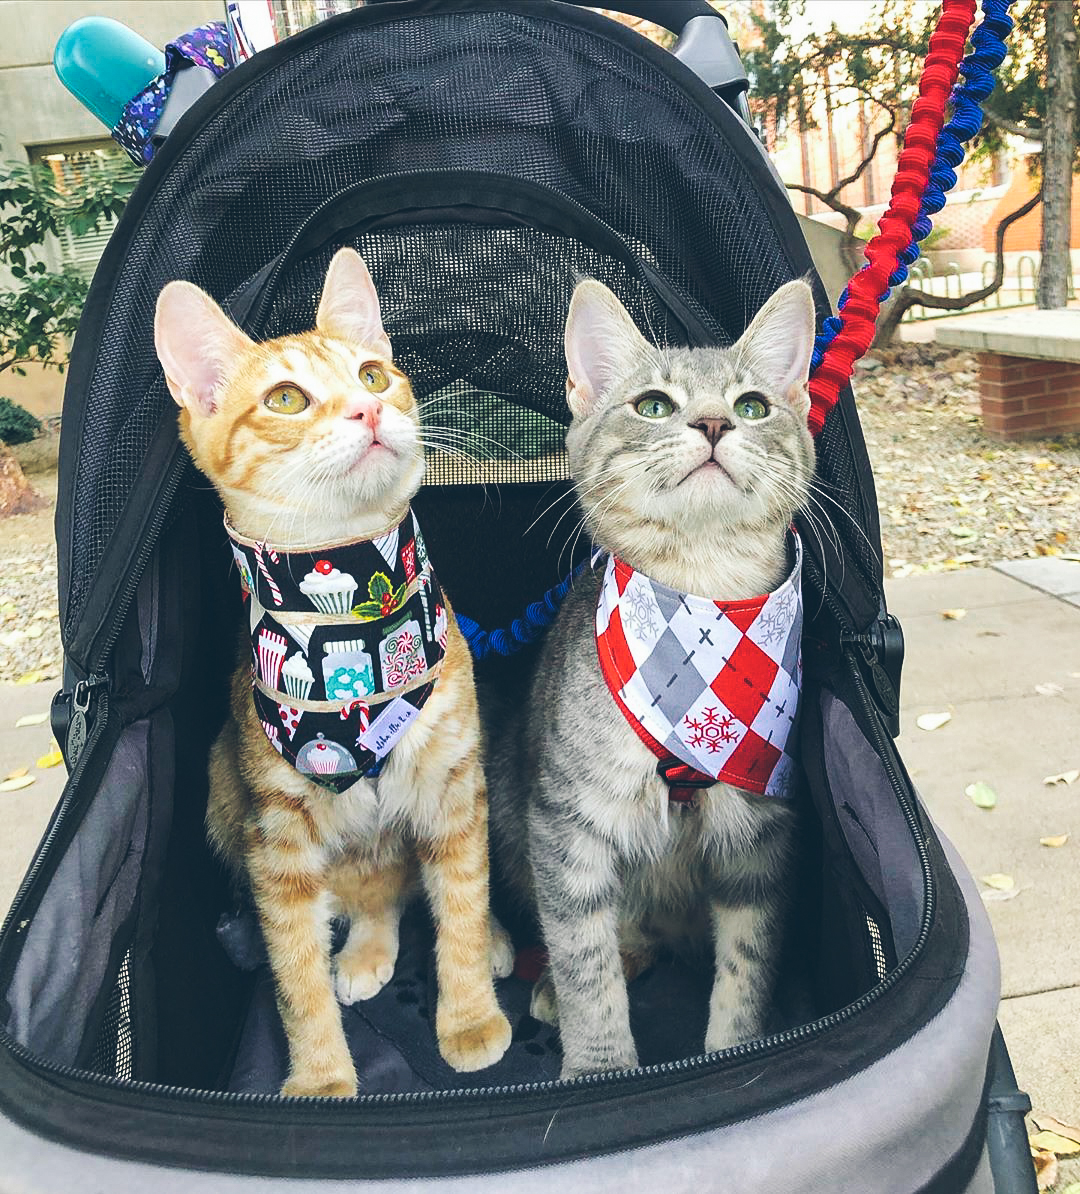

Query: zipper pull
62 673 109 770
842 611 904 738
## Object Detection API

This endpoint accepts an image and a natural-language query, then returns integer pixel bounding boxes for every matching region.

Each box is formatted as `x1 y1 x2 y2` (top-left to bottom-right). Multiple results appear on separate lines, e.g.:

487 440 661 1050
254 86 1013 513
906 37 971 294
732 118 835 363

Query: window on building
29 141 137 279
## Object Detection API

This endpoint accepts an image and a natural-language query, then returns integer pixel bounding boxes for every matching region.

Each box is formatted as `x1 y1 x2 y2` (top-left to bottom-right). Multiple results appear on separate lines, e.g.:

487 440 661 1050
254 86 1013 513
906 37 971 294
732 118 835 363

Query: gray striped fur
488 279 818 1078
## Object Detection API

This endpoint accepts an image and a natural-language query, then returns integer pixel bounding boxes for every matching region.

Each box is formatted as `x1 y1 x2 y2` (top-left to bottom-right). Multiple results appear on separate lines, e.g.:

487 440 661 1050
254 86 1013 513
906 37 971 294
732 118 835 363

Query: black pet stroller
0 2 1038 1189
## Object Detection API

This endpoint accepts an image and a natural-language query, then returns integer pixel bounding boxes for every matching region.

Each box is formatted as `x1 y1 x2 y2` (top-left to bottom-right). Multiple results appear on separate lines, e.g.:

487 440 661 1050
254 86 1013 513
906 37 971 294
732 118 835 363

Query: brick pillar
978 352 1080 439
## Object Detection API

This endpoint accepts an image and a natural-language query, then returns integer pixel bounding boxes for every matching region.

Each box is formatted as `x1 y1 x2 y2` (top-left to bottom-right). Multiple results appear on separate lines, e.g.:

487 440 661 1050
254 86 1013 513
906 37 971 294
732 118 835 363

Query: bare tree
1035 0 1076 309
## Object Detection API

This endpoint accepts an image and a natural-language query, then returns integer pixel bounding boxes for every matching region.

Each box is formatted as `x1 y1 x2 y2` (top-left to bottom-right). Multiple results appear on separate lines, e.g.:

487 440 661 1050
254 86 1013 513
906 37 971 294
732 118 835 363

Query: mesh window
260 221 685 485
86 949 134 1081
61 4 879 648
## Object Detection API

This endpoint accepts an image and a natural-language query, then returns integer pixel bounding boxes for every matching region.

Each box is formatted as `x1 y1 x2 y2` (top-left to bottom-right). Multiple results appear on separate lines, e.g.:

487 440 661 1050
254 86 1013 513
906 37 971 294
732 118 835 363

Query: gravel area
0 461 61 686
855 344 1080 579
2 347 1078 681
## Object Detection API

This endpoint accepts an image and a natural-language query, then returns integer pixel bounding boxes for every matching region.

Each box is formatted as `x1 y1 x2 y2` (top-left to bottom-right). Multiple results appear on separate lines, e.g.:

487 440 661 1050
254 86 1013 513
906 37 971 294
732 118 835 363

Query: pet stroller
0 1 1037 1189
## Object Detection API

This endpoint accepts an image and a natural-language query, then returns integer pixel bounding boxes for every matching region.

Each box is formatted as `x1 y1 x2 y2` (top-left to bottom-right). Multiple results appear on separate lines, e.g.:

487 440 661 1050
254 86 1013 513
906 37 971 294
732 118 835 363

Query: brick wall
979 353 1080 439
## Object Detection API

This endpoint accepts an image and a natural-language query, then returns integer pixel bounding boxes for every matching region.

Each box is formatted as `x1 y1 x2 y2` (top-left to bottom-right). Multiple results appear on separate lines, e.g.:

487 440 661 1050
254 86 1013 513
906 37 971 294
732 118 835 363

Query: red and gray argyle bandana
226 509 447 794
595 536 803 800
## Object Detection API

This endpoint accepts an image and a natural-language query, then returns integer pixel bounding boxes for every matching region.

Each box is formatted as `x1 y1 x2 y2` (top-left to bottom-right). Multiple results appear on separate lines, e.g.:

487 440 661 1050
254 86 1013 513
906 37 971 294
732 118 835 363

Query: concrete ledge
935 309 1080 362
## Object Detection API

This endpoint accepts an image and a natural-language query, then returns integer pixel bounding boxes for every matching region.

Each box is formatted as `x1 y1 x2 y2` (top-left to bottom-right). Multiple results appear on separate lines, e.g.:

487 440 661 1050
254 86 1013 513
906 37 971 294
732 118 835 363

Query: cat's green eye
263 385 309 415
733 393 769 421
360 363 390 393
633 392 675 420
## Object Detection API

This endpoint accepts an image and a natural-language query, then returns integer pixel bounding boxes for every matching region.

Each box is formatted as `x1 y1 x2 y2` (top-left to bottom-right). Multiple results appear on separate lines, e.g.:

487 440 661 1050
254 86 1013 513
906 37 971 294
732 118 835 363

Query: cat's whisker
546 458 656 552
532 458 653 544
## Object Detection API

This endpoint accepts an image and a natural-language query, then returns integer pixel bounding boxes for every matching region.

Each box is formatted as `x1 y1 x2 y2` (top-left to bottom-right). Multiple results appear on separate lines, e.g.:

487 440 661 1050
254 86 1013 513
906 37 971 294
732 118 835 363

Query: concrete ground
887 557 1080 1185
2 559 1078 1181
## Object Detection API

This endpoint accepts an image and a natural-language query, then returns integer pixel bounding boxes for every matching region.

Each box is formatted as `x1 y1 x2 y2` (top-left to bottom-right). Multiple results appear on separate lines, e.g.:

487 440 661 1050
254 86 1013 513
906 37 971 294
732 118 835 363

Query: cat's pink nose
346 394 383 429
691 416 733 446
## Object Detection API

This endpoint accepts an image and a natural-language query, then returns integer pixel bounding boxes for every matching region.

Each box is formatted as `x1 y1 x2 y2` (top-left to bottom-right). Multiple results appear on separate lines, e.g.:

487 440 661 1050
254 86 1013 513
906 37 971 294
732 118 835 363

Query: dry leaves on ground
855 345 1080 577
966 781 997 809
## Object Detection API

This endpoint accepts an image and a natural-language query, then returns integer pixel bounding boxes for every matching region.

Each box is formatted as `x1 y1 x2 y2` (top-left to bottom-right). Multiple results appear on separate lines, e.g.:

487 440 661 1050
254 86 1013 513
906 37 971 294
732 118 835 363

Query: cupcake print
281 652 314 701
299 559 358 614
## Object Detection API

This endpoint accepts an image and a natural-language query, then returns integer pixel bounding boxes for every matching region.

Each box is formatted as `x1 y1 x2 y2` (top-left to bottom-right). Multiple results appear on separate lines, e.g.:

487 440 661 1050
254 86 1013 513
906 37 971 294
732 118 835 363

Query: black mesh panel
60 3 878 651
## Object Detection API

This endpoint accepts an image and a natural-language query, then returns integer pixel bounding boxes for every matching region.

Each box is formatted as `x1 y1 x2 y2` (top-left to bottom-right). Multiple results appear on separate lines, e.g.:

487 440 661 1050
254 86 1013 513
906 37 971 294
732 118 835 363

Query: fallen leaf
1032 1147 1058 1190
1031 1115 1080 1146
917 711 952 731
14 670 44 686
1035 544 1062 557
1055 531 1069 545
967 782 997 809
4 767 29 780
35 746 63 770
1034 459 1054 470
0 775 35 793
1040 834 1070 848
1035 683 1065 697
1043 770 1080 786
980 873 1015 891
14 713 48 728
940 608 967 620
981 886 1020 902
1030 1130 1080 1157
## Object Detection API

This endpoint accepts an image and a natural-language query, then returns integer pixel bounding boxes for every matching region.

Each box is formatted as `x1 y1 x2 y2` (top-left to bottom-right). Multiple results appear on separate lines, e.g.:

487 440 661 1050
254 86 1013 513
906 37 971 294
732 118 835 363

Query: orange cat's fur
155 249 512 1097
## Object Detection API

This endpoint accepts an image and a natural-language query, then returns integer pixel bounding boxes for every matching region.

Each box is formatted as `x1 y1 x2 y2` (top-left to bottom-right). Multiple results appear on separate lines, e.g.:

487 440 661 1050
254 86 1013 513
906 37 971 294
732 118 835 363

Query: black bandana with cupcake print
226 510 447 793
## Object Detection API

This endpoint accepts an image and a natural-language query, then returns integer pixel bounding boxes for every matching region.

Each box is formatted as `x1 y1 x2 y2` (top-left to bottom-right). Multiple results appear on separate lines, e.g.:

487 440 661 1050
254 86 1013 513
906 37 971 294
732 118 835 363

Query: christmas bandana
226 509 448 794
595 536 803 800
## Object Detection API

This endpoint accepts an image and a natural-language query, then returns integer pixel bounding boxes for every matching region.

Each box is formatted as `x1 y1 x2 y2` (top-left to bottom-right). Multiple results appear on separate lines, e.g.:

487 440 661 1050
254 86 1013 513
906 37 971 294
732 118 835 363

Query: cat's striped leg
529 810 638 1079
329 846 411 1004
419 778 511 1073
245 804 355 1098
704 898 776 1053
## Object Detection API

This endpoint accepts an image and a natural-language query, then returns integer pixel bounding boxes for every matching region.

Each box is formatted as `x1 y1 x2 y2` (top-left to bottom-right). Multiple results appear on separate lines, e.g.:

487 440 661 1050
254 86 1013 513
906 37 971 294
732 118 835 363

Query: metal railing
902 256 1079 320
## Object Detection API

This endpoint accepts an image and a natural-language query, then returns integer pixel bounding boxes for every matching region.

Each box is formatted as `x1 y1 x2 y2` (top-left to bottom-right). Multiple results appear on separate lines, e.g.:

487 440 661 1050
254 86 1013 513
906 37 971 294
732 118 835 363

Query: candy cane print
254 541 284 606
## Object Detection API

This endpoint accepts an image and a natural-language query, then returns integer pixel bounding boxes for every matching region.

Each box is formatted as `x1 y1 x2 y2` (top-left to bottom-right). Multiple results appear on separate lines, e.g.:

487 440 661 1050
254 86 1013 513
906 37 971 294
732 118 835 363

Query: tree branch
871 189 1043 347
981 103 1043 142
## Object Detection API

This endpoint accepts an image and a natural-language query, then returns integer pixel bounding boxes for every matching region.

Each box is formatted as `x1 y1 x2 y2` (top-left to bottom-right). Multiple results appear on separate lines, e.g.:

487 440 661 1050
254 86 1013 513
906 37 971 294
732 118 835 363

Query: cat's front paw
704 1012 760 1054
334 955 396 1004
438 1008 512 1072
529 970 558 1026
489 917 515 979
281 1064 357 1099
559 1045 638 1081
333 933 399 1003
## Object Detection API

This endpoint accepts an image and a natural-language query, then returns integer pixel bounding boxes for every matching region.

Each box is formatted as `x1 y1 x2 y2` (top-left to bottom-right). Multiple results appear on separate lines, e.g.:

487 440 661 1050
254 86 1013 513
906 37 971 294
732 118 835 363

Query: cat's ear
316 248 393 358
736 280 817 417
564 279 651 419
155 281 253 416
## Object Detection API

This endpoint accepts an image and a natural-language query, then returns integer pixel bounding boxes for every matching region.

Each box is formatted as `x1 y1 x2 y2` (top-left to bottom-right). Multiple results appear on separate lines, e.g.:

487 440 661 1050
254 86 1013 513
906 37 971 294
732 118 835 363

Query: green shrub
0 396 41 445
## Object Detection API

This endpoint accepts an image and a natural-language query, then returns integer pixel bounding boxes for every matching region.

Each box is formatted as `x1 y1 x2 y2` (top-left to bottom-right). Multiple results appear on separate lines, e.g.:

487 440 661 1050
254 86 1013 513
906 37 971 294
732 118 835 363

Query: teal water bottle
53 17 165 129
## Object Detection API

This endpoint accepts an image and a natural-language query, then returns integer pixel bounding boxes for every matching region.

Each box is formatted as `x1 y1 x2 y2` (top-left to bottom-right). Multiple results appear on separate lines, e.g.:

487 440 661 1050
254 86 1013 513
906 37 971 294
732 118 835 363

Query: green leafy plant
0 395 41 445
0 150 139 382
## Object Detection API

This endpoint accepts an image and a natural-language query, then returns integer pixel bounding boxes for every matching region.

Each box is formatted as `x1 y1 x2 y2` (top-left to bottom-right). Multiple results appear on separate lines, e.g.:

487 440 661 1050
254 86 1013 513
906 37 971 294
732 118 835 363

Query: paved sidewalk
0 680 65 916
1 561 1078 1159
886 558 1080 1144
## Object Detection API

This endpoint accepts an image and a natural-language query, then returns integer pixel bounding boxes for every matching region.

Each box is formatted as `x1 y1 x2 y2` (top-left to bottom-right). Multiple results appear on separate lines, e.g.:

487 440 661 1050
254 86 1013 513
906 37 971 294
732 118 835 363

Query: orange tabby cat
154 248 512 1097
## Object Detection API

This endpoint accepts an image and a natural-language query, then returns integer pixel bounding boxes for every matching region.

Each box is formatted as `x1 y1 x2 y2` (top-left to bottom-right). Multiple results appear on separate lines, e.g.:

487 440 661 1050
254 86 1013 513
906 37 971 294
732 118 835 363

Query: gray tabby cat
488 278 817 1078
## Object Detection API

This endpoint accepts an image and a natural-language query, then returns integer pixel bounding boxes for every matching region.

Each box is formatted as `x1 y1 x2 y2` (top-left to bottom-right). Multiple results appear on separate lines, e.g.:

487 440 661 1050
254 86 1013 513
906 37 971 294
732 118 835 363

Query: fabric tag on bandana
357 697 421 759
595 536 803 799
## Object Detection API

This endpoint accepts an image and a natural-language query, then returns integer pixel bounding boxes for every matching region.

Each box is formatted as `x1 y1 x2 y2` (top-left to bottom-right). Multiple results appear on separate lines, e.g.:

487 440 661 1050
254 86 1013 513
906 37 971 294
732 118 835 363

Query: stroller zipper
0 631 937 1113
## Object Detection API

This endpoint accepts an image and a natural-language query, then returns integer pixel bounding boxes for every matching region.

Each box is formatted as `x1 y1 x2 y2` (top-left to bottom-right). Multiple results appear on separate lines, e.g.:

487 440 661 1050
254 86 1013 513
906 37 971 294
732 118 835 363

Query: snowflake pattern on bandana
595 535 803 799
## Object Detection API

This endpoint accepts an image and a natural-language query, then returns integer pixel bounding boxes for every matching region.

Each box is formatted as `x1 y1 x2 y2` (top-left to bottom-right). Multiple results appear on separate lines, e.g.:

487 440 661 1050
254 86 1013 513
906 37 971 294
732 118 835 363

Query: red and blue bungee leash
807 0 1016 435
465 0 1017 658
